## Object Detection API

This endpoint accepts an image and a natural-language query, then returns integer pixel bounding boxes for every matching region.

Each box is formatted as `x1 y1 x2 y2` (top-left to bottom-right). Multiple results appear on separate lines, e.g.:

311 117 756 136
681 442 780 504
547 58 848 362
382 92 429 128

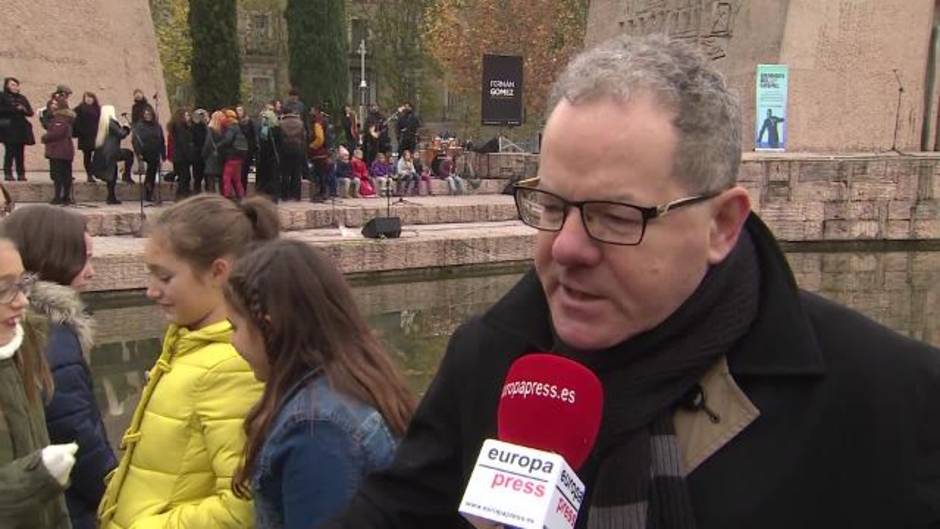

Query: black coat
131 98 154 125
191 122 208 163
168 121 195 165
0 90 34 145
72 103 100 152
257 125 281 167
131 120 165 161
92 119 130 182
201 129 224 176
323 214 940 529
239 118 257 157
396 110 419 146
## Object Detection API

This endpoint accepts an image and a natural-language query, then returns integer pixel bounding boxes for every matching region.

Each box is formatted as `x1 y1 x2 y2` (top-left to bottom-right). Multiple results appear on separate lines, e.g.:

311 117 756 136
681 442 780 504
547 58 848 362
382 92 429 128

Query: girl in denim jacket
226 239 415 529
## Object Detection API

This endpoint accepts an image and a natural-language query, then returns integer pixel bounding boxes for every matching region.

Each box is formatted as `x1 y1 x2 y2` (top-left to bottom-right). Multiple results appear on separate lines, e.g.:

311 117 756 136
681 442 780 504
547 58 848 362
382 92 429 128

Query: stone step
88 220 536 292
28 194 520 236
4 177 510 204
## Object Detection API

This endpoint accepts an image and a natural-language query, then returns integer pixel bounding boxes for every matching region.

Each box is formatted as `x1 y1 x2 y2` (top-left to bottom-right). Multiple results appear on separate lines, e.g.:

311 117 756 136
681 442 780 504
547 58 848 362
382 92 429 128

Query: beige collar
674 357 760 475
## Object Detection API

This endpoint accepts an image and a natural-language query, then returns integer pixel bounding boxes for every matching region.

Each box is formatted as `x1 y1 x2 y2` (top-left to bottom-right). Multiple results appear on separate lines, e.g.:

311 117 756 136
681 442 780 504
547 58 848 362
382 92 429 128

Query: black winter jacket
72 103 100 152
92 119 130 182
323 214 940 529
130 99 154 125
131 121 165 161
168 121 195 165
0 90 34 145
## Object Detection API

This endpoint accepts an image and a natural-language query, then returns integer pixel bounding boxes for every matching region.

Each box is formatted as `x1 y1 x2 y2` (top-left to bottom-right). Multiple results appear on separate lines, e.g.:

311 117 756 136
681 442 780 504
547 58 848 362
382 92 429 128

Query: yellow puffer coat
98 321 262 529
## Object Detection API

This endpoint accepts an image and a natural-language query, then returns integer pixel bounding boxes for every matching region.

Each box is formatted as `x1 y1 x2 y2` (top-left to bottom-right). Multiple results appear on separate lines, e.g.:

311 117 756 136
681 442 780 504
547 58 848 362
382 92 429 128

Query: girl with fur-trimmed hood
1 205 114 529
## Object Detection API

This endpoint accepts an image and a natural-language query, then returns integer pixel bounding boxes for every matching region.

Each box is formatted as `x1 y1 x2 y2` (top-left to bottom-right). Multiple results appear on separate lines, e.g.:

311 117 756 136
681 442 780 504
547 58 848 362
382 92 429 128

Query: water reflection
87 269 525 449
85 251 940 450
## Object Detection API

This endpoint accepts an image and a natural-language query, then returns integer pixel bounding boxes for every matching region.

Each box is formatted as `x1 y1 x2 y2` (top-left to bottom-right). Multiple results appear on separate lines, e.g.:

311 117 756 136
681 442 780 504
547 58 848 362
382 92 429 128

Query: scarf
556 231 761 529
0 323 23 360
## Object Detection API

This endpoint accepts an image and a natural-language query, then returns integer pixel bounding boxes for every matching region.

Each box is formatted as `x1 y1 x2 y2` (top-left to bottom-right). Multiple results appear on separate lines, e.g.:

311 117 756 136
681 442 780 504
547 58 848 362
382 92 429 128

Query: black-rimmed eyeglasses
513 177 721 246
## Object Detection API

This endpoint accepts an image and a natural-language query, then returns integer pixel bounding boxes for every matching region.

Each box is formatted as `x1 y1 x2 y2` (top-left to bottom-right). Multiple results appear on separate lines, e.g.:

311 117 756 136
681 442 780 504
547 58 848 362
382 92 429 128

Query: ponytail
238 197 280 242
150 195 279 270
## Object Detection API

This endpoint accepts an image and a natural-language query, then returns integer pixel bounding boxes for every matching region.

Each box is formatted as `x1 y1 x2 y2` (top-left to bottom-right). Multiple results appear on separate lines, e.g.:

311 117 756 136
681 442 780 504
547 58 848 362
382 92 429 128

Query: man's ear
707 186 752 265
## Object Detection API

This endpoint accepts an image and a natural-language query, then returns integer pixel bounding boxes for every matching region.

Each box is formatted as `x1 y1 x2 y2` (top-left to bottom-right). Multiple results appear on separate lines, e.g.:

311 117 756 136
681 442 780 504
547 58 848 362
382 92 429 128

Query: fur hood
53 107 76 122
28 280 94 354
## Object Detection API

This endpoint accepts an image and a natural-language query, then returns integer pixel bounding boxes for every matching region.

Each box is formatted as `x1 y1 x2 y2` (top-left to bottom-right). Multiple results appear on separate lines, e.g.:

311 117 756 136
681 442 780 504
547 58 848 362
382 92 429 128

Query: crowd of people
1 33 938 529
0 81 469 207
0 195 416 529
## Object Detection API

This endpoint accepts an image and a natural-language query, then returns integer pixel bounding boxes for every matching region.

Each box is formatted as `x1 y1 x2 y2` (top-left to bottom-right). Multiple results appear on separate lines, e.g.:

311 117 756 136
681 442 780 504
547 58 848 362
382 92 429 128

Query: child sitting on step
335 147 359 198
351 148 375 197
370 152 393 197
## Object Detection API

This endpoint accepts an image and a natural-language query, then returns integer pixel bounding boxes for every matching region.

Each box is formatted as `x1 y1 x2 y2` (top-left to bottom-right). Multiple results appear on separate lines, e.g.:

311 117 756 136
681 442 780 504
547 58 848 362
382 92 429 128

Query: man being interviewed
319 34 940 529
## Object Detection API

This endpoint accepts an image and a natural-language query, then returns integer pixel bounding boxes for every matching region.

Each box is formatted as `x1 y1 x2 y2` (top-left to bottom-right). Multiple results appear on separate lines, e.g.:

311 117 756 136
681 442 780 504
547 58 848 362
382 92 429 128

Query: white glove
41 442 78 486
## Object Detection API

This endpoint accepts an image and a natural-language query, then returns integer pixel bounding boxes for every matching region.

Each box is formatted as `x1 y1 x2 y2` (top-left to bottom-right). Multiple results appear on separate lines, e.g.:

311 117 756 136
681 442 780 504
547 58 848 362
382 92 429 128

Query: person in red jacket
350 148 375 197
41 100 76 205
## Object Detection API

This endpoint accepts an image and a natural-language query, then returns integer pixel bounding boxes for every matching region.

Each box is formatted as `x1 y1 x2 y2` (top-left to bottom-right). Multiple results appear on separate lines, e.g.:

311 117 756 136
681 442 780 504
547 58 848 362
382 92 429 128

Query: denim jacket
252 373 399 529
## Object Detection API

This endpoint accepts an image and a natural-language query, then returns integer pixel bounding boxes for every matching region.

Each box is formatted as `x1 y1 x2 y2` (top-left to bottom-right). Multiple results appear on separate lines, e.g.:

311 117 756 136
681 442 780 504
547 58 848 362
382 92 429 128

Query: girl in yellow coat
98 195 279 529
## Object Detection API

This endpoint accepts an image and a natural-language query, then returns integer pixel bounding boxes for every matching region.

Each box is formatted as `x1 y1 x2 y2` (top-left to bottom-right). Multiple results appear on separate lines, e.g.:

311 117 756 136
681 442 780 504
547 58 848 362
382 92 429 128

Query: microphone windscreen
497 353 603 471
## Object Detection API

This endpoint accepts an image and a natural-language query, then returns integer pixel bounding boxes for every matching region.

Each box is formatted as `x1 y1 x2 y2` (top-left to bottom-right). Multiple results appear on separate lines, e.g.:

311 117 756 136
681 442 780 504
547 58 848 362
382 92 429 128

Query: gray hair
549 34 741 193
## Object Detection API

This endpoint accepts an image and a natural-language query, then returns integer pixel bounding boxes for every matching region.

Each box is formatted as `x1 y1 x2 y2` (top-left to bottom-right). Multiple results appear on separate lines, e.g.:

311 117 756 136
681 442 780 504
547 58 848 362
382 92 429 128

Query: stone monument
0 0 170 172
585 0 936 153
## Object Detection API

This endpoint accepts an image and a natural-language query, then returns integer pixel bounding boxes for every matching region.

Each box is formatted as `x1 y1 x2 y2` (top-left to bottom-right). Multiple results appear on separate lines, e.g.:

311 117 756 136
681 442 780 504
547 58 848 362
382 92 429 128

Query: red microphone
498 353 604 471
460 353 603 529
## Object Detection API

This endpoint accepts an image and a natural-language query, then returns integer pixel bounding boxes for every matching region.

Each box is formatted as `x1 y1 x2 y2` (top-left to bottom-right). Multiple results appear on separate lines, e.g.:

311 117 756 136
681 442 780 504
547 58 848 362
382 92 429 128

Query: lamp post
358 39 368 138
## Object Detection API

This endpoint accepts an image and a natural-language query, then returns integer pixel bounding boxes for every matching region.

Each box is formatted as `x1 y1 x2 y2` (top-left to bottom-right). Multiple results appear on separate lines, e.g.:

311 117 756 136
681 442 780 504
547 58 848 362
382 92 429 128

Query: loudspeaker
362 217 402 239
474 137 499 153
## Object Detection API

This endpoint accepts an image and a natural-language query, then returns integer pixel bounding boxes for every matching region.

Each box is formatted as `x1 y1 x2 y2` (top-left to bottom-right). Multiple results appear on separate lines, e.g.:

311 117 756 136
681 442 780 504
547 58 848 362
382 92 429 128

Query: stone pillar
585 0 935 153
0 0 170 172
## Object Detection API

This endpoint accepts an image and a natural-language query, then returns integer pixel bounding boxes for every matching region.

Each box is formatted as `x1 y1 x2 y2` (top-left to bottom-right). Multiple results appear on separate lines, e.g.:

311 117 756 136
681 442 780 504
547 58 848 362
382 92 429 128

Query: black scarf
554 231 761 529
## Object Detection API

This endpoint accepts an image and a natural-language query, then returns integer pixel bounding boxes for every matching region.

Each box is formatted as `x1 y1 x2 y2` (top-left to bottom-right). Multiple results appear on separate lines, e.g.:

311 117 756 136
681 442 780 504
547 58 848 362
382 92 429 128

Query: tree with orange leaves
423 0 588 126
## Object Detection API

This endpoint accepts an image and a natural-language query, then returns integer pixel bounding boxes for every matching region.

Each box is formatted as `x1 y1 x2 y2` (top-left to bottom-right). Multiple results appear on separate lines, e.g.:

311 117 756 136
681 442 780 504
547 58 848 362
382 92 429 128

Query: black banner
481 54 524 126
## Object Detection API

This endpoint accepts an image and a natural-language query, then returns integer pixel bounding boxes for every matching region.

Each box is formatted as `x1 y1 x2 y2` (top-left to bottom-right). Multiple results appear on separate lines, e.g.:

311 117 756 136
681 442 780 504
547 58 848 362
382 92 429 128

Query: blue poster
755 64 788 151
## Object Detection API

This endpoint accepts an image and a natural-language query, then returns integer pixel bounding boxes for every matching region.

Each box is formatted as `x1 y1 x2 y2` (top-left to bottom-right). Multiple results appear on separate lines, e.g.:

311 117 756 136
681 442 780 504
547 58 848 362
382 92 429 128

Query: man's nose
551 208 602 267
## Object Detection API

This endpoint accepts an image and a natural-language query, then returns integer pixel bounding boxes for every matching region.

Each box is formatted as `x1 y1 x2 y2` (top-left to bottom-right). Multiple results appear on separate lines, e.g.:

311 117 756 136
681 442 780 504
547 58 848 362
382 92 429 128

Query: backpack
311 120 326 150
233 127 249 153
280 116 305 152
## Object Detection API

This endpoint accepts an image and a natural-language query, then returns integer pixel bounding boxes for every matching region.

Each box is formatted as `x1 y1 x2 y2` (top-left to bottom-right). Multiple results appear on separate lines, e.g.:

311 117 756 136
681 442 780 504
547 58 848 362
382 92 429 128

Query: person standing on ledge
318 34 940 529
0 77 35 182
73 92 101 184
40 100 76 205
394 102 419 156
131 108 166 203
130 89 154 126
92 105 131 205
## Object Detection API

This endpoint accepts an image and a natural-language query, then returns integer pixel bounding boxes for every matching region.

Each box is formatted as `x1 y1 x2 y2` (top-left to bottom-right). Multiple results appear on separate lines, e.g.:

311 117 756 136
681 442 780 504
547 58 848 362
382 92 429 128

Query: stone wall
787 251 940 347
585 0 935 153
742 153 940 241
472 152 940 241
0 0 170 172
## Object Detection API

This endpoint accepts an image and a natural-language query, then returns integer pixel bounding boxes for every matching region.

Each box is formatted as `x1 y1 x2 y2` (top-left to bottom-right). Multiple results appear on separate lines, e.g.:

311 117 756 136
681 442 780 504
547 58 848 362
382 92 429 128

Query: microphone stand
891 69 905 155
152 92 164 205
